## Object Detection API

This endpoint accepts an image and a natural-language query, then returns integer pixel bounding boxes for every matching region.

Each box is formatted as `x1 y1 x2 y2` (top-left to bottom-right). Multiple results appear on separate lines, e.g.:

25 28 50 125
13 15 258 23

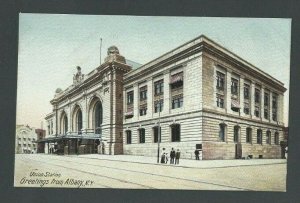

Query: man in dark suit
170 148 176 164
194 149 200 160
175 149 180 165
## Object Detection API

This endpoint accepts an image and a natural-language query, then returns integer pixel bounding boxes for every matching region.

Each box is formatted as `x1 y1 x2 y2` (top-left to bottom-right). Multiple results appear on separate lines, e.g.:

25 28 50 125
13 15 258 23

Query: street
14 154 286 191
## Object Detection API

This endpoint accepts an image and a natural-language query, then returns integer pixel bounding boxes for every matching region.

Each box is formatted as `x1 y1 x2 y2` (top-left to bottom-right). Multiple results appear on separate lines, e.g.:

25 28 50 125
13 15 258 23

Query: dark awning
35 133 101 143
170 73 183 84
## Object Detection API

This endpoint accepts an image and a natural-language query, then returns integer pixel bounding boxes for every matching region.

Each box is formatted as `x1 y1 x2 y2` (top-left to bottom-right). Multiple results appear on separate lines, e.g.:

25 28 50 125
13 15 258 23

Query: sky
17 14 291 128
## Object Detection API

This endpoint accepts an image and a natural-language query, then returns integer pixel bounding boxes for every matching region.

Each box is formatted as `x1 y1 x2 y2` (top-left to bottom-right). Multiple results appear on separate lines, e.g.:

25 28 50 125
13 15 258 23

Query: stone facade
44 47 131 155
44 35 287 160
122 35 286 160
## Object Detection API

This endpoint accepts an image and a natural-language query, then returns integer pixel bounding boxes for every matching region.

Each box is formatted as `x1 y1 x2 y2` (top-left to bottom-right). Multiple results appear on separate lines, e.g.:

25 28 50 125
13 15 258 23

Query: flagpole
100 38 103 65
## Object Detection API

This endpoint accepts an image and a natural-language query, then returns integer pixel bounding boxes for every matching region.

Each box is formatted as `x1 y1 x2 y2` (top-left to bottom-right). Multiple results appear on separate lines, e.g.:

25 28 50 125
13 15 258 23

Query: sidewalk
70 154 287 169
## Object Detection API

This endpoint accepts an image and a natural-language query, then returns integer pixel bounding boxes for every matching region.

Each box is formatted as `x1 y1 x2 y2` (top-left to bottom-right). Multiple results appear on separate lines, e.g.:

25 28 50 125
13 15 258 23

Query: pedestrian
161 152 165 164
175 149 180 165
194 149 200 160
170 148 175 164
165 153 169 164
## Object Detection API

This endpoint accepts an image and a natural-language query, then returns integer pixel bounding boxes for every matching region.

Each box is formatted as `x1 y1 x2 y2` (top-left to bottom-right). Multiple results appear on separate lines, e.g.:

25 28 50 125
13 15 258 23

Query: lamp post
157 98 162 163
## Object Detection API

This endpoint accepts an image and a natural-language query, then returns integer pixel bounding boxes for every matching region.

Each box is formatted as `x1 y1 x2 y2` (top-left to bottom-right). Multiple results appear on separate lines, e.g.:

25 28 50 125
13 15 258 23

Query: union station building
41 35 287 159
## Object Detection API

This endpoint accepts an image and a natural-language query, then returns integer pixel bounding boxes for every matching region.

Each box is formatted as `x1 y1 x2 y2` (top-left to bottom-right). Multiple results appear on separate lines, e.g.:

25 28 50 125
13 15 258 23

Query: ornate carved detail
73 66 84 85
104 87 109 94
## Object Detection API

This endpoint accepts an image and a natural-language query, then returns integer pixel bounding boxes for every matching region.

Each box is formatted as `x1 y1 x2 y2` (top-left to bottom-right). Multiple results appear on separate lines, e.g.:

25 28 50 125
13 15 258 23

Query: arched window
126 130 132 144
94 101 103 134
274 132 279 145
153 126 161 143
257 129 262 144
77 109 82 134
266 130 271 144
63 115 68 134
246 127 252 143
219 124 226 142
234 126 240 143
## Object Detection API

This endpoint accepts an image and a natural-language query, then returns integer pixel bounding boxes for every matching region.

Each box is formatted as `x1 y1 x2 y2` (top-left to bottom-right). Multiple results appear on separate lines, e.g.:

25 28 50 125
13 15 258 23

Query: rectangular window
216 71 225 90
264 93 269 106
153 126 161 143
139 129 145 143
257 129 262 144
216 94 224 108
234 126 239 143
255 88 260 103
274 132 279 145
255 106 260 117
264 108 269 119
219 124 226 142
127 91 134 104
154 80 164 95
126 131 132 144
266 131 271 144
170 72 183 89
244 103 250 115
171 124 180 142
154 100 164 113
244 84 250 99
231 78 239 95
272 95 278 121
139 86 147 101
139 107 147 116
246 128 252 143
172 95 183 109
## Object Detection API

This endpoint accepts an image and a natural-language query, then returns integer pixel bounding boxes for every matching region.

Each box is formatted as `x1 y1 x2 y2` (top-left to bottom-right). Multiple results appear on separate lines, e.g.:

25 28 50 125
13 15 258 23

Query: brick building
42 35 287 159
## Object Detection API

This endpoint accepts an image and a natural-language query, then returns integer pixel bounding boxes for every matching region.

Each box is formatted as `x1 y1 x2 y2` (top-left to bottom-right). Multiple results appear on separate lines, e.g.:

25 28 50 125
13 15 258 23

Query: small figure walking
175 149 180 165
170 148 176 164
161 153 166 164
194 149 200 160
165 153 169 164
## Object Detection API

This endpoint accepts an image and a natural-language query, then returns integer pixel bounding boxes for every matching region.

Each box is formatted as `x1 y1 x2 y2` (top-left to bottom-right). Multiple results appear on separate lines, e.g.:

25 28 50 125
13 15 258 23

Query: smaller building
15 125 39 154
35 129 46 153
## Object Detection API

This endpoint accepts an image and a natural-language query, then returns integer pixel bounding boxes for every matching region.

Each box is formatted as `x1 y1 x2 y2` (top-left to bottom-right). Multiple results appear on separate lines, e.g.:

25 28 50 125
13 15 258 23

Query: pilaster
239 76 245 116
250 82 255 118
226 70 232 114
163 71 170 115
260 86 265 120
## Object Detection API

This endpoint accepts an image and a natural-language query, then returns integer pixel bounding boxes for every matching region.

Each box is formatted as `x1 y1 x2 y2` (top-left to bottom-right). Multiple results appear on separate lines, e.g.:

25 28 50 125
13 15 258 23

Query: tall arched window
234 126 240 143
219 124 226 142
94 101 103 134
77 109 82 134
246 127 252 143
63 115 68 134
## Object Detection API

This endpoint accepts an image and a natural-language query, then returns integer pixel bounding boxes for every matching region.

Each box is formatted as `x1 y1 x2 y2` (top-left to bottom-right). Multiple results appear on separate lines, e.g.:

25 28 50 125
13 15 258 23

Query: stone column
260 86 265 120
239 76 245 116
226 70 232 114
250 82 255 118
163 71 170 115
147 78 153 118
80 98 87 131
133 83 139 121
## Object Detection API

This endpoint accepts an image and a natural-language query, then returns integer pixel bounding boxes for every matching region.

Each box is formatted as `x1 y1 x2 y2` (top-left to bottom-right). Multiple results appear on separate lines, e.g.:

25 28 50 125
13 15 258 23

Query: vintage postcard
15 14 290 191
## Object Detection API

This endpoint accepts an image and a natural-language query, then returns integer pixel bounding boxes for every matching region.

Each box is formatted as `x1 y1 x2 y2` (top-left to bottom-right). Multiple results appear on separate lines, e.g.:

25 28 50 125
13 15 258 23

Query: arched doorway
60 112 68 135
94 101 103 134
77 109 82 134
63 116 68 134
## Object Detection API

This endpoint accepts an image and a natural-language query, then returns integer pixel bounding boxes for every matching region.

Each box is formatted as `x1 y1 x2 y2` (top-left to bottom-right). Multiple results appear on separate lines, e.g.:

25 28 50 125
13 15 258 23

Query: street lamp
157 98 162 163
